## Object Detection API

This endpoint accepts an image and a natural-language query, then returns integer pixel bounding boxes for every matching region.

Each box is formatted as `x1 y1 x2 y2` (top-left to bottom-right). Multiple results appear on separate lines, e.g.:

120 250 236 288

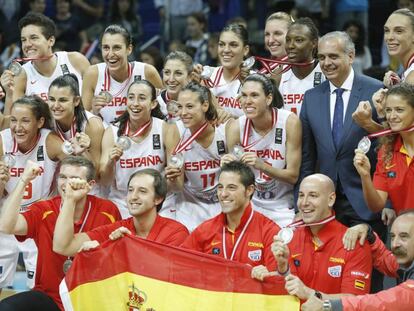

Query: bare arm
4 69 27 115
99 127 118 186
144 64 163 89
81 65 98 112
84 117 104 171
46 132 67 161
163 122 184 192
68 51 91 78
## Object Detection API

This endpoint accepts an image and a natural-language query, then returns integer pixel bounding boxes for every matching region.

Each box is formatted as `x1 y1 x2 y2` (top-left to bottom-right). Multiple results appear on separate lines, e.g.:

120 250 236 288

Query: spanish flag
60 235 299 310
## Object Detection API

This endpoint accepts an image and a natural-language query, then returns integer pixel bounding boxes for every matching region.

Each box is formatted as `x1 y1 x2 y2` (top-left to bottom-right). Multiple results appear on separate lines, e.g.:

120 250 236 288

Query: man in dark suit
299 32 387 292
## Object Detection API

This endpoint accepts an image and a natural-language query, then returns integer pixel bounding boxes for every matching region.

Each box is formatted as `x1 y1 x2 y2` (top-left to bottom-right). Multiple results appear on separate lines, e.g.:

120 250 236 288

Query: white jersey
208 66 243 117
238 109 294 227
95 61 146 123
161 122 225 231
1 128 57 209
402 57 414 81
279 63 325 115
23 51 82 101
0 128 58 288
109 117 166 217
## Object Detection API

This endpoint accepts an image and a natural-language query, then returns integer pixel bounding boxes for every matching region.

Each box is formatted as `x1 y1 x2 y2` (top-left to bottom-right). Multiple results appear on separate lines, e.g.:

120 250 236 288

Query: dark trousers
0 290 60 311
334 185 387 293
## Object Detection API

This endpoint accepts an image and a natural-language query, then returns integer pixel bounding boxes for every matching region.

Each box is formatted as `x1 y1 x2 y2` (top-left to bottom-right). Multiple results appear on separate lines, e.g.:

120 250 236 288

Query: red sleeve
262 219 279 271
342 280 414 311
162 225 189 246
372 149 389 192
86 221 124 243
370 233 399 278
16 201 49 241
341 242 372 294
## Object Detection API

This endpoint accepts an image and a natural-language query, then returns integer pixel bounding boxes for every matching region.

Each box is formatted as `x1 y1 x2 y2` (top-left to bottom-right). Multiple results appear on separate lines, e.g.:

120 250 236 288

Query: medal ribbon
241 108 277 149
287 213 336 228
405 53 414 70
13 54 54 63
55 118 77 142
203 66 240 88
222 208 254 260
124 119 152 138
365 124 414 140
255 56 315 74
173 121 209 155
104 62 133 97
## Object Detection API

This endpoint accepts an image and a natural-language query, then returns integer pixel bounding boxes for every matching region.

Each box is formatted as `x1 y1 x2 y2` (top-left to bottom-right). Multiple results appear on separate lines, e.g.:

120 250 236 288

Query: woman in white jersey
0 95 65 291
158 51 193 122
201 24 250 118
100 80 178 218
48 74 104 170
164 83 224 231
0 12 89 115
383 9 414 86
82 24 163 124
279 17 325 115
222 74 301 227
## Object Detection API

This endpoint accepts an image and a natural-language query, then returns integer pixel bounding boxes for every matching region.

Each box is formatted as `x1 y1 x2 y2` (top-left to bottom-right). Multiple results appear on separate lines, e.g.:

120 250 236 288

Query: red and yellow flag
60 235 299 310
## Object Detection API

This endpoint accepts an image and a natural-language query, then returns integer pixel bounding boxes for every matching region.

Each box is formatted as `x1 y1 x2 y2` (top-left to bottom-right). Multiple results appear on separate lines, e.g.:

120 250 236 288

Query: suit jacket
299 74 383 220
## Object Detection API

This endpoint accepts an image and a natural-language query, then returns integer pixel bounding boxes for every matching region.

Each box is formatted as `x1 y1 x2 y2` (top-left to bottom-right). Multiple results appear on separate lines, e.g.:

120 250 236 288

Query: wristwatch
323 300 332 311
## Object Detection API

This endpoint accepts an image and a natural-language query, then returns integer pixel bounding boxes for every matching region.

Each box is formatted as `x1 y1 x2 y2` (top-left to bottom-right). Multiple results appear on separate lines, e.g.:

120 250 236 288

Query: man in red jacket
301 210 414 310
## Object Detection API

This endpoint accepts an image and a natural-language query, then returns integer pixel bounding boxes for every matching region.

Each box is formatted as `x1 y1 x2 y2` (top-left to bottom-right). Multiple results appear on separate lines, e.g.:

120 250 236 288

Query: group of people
0 5 412 311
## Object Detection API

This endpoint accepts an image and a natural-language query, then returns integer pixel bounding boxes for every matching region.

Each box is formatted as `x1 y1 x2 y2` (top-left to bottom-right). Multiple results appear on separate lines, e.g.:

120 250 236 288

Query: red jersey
181 204 280 269
341 280 414 311
86 214 189 247
373 136 414 214
288 220 372 295
16 195 121 310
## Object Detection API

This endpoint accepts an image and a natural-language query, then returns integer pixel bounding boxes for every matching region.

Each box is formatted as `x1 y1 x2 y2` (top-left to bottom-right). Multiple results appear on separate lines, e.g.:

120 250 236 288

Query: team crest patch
152 134 161 150
248 249 262 261
328 265 342 278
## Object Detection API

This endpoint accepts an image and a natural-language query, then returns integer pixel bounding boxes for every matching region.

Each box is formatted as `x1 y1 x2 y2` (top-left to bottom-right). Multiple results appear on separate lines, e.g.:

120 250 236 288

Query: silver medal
201 66 214 79
63 258 73 274
116 136 131 151
357 136 371 154
8 62 22 76
61 140 74 155
242 56 255 69
170 153 184 168
1 154 15 167
99 91 113 103
277 227 294 245
167 100 179 115
232 145 244 159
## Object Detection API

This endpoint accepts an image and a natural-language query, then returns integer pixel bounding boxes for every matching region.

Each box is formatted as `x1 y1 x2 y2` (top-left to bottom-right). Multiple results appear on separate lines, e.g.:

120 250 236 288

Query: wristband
366 225 376 245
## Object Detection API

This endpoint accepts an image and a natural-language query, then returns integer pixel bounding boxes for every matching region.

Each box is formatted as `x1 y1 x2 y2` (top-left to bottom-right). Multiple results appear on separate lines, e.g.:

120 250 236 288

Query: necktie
332 88 344 149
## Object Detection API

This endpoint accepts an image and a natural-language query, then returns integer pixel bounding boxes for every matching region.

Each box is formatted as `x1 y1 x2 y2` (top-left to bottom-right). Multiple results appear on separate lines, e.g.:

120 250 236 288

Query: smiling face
101 33 132 73
177 90 208 131
218 31 249 70
217 171 254 216
285 24 316 63
264 19 289 58
126 83 156 123
127 174 162 218
239 80 272 120
384 13 414 60
391 214 414 268
48 86 79 123
297 175 335 224
318 37 354 87
10 104 44 149
385 94 414 131
21 24 54 58
162 59 190 98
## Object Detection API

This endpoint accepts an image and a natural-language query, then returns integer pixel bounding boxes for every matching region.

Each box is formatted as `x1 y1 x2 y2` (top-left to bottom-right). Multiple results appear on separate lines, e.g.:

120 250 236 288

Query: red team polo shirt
181 204 280 269
16 195 121 310
86 214 189 246
288 220 372 296
373 136 414 214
